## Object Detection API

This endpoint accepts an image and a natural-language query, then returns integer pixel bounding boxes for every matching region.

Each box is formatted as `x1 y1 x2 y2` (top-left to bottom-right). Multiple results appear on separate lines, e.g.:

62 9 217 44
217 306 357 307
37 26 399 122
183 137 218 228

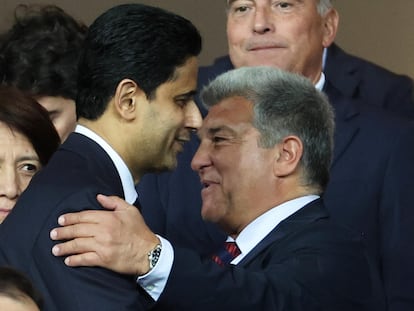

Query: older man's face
226 0 337 83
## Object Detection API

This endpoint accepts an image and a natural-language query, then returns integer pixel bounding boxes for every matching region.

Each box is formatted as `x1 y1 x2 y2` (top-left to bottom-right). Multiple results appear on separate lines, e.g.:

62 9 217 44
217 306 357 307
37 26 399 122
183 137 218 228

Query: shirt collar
75 124 138 204
315 72 326 91
229 195 319 264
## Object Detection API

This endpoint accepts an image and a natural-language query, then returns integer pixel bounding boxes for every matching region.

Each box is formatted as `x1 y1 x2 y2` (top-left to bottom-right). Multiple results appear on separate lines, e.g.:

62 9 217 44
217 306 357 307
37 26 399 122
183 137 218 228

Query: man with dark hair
0 4 202 310
49 1 414 309
50 66 385 310
0 4 87 142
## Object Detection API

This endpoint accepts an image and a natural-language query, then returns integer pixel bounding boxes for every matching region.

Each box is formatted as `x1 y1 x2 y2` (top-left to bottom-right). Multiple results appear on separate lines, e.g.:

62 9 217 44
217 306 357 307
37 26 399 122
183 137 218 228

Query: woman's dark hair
0 266 43 309
0 4 87 100
0 86 60 165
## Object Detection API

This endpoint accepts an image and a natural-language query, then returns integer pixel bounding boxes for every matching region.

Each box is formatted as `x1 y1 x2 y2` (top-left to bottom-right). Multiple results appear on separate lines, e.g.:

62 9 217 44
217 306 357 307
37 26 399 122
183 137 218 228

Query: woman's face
0 122 41 223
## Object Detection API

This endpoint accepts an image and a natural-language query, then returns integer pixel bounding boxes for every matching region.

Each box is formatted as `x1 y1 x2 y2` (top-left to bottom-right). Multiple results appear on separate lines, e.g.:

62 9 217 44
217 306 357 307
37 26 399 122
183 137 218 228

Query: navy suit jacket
154 199 385 311
138 48 414 311
325 43 414 118
0 133 148 311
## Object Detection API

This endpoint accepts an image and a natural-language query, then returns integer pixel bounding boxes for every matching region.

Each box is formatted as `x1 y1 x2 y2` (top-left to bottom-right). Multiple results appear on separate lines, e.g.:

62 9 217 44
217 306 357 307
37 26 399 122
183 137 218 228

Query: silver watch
148 243 162 270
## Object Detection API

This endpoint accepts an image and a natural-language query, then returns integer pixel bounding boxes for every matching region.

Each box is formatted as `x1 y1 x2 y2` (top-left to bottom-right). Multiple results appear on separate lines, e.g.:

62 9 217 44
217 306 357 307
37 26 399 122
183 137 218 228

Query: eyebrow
198 125 236 138
174 90 197 100
228 0 253 6
17 155 40 162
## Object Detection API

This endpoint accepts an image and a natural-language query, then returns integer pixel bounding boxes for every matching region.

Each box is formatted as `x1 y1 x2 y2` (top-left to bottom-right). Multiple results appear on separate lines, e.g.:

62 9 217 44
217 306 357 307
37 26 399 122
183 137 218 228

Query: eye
20 163 40 175
234 6 249 13
274 1 293 10
176 100 189 108
212 136 227 143
175 96 194 108
229 2 253 16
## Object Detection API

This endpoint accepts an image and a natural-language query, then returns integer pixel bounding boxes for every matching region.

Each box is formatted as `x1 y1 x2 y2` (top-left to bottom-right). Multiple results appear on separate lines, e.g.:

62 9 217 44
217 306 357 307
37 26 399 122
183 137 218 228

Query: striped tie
211 241 241 266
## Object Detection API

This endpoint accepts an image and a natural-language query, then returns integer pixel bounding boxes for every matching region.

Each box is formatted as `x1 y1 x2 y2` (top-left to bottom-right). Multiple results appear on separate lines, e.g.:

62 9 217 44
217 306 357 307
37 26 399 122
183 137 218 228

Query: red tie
211 241 241 266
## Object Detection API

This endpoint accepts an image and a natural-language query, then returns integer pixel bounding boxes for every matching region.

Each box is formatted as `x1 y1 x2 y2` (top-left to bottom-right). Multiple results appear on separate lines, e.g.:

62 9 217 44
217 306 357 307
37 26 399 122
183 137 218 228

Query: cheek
227 20 245 45
19 175 33 193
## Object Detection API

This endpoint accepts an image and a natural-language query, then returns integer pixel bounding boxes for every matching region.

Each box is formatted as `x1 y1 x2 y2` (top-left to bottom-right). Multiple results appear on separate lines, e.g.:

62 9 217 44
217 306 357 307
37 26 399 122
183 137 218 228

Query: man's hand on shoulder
50 194 159 276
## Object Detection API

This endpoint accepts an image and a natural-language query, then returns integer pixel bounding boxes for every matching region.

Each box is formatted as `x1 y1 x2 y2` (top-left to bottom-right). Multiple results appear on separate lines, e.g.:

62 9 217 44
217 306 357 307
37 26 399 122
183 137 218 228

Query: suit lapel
238 199 328 267
323 81 361 168
325 43 361 99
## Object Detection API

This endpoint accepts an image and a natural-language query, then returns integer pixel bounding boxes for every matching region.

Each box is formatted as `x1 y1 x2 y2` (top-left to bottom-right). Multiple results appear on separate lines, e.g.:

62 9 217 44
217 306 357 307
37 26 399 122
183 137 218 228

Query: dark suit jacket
154 199 385 311
0 133 147 311
138 50 414 311
325 43 414 118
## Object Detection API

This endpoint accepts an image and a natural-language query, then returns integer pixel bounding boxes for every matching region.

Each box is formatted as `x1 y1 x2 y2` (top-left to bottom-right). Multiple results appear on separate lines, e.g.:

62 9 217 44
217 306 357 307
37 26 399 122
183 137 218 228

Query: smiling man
50 67 385 311
0 4 202 311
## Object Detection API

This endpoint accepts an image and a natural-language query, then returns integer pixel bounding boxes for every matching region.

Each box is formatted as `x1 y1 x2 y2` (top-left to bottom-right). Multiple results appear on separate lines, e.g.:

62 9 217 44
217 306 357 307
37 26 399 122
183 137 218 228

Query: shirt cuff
137 235 173 301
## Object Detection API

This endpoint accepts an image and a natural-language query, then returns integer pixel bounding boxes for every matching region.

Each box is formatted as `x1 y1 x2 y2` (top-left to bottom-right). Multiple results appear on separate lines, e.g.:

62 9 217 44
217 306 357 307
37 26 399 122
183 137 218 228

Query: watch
148 243 162 270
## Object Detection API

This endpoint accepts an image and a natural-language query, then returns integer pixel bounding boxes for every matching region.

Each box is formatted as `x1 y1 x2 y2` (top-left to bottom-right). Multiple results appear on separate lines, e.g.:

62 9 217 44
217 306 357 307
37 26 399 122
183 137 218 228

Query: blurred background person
0 4 87 142
0 86 59 224
0 266 43 311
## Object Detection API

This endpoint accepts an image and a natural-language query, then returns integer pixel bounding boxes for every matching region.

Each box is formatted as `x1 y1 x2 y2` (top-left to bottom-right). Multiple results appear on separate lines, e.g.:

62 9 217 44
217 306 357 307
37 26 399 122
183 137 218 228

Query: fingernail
58 216 65 225
65 257 70 265
50 229 57 239
52 245 60 256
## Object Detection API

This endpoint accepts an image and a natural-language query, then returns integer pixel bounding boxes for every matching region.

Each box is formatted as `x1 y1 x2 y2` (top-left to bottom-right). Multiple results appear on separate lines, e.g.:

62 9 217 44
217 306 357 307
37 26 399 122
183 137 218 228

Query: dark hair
0 266 43 308
0 4 87 100
0 86 60 165
76 3 202 120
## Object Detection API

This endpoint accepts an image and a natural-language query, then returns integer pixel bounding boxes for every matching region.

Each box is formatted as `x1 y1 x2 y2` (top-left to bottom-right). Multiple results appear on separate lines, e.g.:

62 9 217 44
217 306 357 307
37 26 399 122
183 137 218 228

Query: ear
321 8 339 48
113 79 144 121
273 136 303 178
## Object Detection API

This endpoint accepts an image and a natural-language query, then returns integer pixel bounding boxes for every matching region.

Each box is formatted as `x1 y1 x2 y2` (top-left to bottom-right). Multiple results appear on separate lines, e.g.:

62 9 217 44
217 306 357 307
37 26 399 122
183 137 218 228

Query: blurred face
0 296 39 311
191 97 276 235
0 122 41 223
226 0 338 82
36 96 76 143
140 56 202 172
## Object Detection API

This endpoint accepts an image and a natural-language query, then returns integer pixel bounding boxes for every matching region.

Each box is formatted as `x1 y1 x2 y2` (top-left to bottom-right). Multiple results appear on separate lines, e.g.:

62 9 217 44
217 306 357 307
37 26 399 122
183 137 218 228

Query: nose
0 167 21 200
191 140 211 172
184 101 203 131
253 6 274 34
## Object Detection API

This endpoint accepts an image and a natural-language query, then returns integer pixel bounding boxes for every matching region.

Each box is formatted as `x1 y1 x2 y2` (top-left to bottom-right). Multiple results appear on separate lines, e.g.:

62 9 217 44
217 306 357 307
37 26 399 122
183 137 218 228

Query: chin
150 159 177 173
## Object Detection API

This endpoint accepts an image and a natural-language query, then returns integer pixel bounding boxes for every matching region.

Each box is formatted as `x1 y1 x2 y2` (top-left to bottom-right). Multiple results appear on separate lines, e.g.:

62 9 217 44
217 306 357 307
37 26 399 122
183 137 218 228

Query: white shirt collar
230 195 319 264
75 124 138 204
315 72 325 91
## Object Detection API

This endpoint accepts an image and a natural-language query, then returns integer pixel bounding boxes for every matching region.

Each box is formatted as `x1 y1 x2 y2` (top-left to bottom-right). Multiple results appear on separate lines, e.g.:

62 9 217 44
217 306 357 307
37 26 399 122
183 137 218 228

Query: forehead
168 57 198 88
202 96 253 128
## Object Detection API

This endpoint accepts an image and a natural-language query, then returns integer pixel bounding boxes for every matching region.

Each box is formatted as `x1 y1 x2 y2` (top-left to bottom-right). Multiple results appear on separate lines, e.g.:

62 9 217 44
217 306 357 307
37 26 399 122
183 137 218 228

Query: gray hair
317 0 333 15
200 66 335 192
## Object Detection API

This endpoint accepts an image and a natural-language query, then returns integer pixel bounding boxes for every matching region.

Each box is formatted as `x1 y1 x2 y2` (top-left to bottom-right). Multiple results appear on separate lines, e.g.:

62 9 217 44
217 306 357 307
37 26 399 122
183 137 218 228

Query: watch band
148 243 162 270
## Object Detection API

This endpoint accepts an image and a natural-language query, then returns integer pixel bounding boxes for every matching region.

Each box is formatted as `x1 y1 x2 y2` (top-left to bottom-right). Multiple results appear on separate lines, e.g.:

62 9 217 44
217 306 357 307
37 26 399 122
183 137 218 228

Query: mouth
245 41 286 52
0 208 11 216
200 178 219 190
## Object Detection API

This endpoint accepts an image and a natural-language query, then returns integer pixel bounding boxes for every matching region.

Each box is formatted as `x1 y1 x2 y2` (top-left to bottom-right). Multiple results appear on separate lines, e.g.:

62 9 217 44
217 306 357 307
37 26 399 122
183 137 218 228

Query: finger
52 237 96 257
50 223 100 241
57 210 112 226
64 252 101 267
97 194 132 211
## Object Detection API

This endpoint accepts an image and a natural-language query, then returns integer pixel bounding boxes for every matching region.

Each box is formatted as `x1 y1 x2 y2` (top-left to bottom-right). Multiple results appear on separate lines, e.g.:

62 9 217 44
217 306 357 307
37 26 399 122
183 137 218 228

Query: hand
50 194 159 276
